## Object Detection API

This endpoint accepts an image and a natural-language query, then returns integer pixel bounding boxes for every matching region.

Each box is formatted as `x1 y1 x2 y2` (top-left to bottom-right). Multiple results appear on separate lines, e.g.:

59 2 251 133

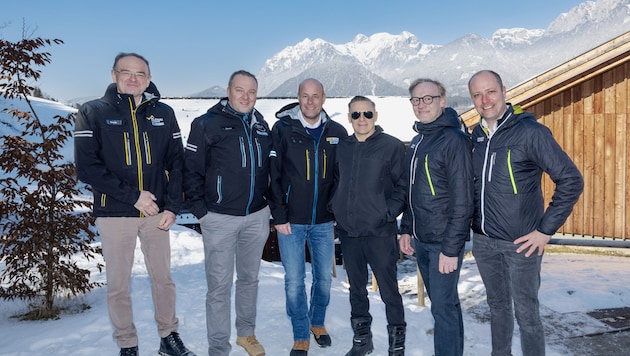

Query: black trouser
338 229 405 326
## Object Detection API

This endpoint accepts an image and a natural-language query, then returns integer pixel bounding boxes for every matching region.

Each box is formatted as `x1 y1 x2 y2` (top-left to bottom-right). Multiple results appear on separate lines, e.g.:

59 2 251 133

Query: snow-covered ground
1 225 629 355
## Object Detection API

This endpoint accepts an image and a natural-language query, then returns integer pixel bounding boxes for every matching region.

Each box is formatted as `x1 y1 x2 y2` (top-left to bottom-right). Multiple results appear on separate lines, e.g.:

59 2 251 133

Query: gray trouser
199 207 270 356
473 232 545 356
97 214 178 348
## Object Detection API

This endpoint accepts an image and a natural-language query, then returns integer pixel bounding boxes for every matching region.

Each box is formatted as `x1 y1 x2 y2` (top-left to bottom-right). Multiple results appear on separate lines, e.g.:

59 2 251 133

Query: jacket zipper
305 149 311 181
322 149 327 179
507 149 518 194
424 154 436 196
407 135 423 238
143 132 152 164
216 175 223 204
124 132 132 166
241 114 255 215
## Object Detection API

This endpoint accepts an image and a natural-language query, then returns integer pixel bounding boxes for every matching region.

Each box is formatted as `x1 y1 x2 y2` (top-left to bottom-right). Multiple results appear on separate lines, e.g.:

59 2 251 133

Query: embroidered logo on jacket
326 137 340 144
253 122 268 136
147 115 165 126
106 119 122 126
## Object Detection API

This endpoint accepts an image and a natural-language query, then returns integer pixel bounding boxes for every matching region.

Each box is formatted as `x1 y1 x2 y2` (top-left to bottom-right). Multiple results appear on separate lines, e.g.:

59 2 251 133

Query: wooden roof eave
461 31 630 128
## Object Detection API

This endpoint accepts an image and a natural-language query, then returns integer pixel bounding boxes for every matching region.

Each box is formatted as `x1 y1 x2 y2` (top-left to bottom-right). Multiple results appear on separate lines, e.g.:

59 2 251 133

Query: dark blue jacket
400 108 473 257
183 99 272 218
269 103 348 225
74 82 184 217
471 104 584 241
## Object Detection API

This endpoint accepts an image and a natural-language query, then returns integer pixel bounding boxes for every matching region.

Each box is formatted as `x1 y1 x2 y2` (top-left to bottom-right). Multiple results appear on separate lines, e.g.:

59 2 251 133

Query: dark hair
228 70 258 88
408 78 446 97
347 95 375 111
468 70 504 89
113 52 150 72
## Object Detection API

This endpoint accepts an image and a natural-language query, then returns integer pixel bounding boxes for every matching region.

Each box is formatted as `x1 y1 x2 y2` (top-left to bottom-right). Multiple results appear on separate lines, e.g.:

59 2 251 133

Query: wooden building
460 31 630 240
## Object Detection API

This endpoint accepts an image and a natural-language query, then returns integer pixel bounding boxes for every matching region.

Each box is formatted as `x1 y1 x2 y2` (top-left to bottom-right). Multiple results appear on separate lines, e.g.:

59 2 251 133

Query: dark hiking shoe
159 332 196 356
119 346 138 356
310 326 331 347
346 317 373 356
387 324 406 356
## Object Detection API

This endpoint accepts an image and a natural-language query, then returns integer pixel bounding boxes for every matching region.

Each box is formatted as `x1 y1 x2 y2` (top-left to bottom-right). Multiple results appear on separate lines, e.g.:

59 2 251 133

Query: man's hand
399 234 414 255
438 253 459 274
134 190 159 216
514 230 552 257
275 222 292 235
157 210 176 230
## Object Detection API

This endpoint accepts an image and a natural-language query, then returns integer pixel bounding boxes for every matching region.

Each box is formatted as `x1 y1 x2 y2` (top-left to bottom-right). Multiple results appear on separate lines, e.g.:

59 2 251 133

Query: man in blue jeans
399 78 473 356
468 70 583 356
269 78 348 355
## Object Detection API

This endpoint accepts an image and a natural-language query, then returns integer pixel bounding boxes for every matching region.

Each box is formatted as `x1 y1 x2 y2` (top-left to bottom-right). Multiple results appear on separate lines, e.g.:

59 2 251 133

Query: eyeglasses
114 69 149 79
350 111 374 120
409 95 441 106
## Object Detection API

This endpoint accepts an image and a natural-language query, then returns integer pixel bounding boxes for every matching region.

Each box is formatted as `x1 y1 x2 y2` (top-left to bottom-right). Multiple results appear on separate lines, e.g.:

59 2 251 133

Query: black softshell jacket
183 99 272 219
269 103 348 225
399 108 474 257
74 82 184 217
471 104 584 241
330 127 407 237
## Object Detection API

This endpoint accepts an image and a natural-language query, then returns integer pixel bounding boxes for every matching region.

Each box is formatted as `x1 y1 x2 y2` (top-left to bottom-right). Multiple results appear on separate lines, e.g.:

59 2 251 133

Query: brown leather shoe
290 340 309 355
236 335 265 356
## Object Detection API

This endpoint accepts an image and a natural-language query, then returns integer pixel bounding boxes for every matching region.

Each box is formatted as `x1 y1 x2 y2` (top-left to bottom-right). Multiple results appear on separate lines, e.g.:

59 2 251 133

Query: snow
1 225 629 355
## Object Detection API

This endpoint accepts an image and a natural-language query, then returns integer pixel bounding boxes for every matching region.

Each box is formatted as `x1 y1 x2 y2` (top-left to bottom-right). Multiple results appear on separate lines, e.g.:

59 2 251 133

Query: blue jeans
414 240 464 356
277 221 334 341
472 233 545 356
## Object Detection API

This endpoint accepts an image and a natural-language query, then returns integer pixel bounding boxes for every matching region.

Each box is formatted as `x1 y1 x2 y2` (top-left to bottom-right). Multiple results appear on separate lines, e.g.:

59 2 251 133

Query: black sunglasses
350 111 374 120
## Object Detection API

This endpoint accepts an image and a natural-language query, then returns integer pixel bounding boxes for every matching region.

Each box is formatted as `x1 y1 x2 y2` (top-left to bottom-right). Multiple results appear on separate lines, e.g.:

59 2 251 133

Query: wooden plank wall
526 62 629 239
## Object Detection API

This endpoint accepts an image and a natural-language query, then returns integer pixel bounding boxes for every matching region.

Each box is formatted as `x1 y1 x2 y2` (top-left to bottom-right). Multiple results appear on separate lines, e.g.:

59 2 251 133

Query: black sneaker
119 346 138 356
159 332 196 356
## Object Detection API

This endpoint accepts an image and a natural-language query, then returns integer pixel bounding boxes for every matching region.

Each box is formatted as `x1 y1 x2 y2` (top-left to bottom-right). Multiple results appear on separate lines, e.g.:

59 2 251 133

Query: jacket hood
495 103 536 132
275 102 331 126
413 107 460 134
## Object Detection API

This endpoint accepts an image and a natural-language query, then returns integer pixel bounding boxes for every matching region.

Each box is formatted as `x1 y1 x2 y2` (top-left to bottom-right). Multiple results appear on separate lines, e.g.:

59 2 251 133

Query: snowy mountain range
193 0 630 99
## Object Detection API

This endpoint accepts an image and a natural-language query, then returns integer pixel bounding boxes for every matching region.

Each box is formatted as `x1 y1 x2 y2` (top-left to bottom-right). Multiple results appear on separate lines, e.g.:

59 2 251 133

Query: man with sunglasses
269 78 347 356
399 78 473 356
74 53 195 356
330 96 407 356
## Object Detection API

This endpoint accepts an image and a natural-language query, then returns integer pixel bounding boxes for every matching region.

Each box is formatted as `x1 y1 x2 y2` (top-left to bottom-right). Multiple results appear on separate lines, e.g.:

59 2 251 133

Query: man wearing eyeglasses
398 78 473 356
74 53 195 356
330 96 407 356
269 78 347 355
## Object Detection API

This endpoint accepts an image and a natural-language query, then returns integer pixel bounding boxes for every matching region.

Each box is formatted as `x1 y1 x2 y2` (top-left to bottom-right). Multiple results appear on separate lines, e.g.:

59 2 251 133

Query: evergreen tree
0 36 103 320
32 86 43 98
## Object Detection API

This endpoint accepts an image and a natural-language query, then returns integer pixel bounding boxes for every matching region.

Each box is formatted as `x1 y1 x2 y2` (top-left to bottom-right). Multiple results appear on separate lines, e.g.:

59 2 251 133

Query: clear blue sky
2 0 586 101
